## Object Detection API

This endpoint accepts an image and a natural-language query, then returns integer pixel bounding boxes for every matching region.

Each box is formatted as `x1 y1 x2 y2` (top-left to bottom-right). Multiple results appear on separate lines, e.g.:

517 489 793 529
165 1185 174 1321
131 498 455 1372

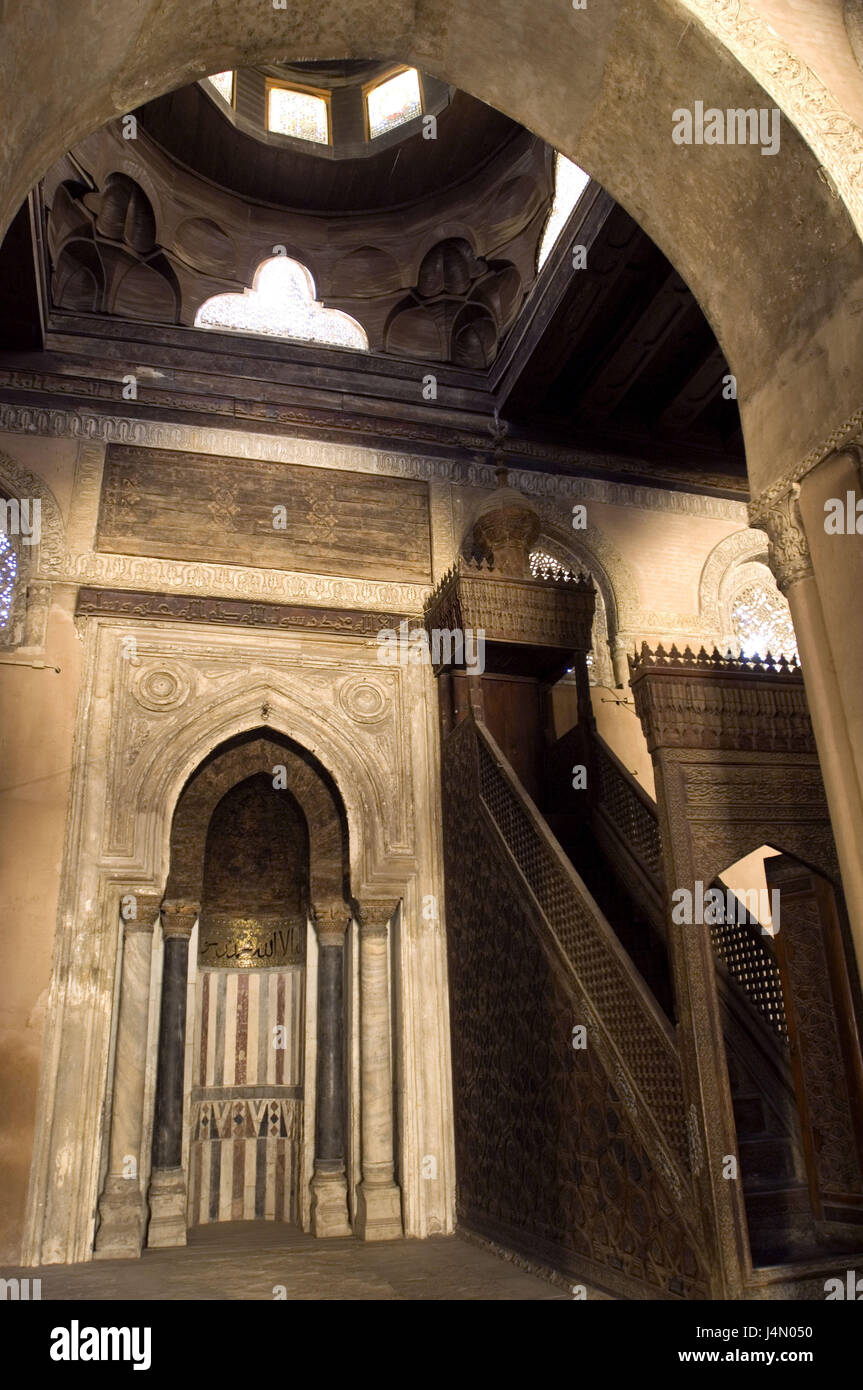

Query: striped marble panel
189 968 305 1226
188 1127 301 1224
197 968 304 1089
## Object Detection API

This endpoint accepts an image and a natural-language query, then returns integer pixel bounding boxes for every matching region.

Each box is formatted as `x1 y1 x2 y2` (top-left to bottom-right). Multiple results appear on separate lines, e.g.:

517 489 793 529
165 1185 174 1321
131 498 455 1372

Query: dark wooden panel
96 443 432 583
480 675 544 802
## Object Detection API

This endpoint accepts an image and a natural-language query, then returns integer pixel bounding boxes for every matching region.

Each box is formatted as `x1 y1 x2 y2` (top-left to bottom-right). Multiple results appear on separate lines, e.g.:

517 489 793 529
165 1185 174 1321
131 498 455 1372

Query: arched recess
166 732 349 908
163 744 328 1234
710 840 863 1260
529 515 642 685
2 2 863 496
699 528 799 659
23 634 448 1266
529 529 618 688
699 527 770 635
0 451 67 575
115 675 400 907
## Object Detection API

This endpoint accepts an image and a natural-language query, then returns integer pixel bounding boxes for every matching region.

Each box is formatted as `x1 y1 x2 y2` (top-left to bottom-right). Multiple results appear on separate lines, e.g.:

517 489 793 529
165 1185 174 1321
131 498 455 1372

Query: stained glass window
0 530 17 629
195 255 368 349
537 153 591 270
267 87 329 144
207 71 235 105
367 69 422 139
731 581 799 662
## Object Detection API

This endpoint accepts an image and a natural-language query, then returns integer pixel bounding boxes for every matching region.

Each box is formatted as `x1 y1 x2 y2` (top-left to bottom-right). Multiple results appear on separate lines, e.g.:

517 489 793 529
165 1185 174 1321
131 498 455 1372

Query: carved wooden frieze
74 586 408 634
96 443 432 583
424 560 595 653
629 645 816 755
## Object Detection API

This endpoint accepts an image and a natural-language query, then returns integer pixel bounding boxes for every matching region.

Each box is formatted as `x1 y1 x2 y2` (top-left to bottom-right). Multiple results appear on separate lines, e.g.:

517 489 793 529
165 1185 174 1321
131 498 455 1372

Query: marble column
355 899 403 1241
94 891 160 1258
310 902 352 1237
752 479 863 983
146 899 197 1248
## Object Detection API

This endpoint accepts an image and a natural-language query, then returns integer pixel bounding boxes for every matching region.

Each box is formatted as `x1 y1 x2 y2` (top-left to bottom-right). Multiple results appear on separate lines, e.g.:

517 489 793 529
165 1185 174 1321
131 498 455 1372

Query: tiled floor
2 1224 570 1300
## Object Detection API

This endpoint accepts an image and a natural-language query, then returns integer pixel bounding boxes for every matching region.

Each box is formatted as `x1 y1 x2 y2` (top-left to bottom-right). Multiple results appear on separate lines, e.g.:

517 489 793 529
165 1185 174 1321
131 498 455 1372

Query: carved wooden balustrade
473 719 688 1158
579 717 792 1043
441 711 709 1298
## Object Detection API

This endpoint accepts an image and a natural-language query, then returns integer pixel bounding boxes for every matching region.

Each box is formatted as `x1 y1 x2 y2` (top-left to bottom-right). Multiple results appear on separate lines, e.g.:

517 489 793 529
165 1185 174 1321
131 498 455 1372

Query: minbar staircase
427 497 863 1291
441 712 710 1299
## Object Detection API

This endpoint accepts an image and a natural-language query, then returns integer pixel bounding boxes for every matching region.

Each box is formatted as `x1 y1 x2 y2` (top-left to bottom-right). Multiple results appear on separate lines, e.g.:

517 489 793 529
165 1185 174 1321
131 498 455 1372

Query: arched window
0 529 17 632
195 256 369 349
206 71 235 106
729 571 799 662
529 545 614 686
366 68 423 139
537 152 591 271
267 84 330 144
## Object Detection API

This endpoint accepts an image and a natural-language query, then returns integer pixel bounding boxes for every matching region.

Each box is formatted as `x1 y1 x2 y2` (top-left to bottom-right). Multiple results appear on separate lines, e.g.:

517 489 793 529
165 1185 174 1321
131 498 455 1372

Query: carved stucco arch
0 449 67 576
533 512 641 633
699 528 769 633
698 526 798 655
122 673 406 905
0 450 67 651
166 735 346 905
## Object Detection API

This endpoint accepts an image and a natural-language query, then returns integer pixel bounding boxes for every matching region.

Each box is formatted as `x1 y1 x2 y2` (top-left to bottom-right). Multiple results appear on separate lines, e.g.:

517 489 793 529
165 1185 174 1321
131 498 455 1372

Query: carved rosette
133 662 192 712
337 675 390 724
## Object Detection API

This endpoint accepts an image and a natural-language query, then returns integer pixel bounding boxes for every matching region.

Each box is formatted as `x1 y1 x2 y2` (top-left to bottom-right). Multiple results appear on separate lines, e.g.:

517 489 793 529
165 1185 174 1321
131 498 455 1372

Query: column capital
159 900 199 939
119 890 162 934
748 483 813 595
357 899 399 937
311 901 351 946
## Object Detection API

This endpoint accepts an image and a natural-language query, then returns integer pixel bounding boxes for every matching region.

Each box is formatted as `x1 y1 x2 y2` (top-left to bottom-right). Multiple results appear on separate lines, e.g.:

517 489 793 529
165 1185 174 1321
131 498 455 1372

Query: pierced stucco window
267 85 330 144
530 545 614 686
0 529 18 632
195 256 368 349
730 578 799 662
0 508 40 653
367 68 423 138
537 153 591 271
207 71 235 106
